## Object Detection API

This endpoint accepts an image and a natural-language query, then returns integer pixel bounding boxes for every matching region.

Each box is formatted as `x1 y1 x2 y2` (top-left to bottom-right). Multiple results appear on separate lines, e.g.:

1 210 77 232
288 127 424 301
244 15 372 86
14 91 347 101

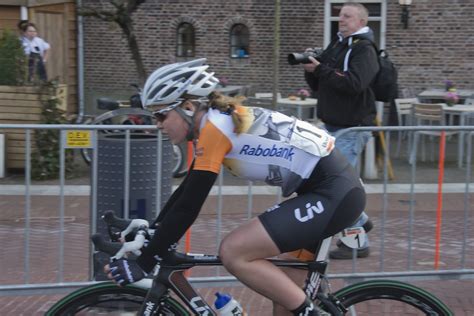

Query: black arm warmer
137 169 217 272
151 160 196 227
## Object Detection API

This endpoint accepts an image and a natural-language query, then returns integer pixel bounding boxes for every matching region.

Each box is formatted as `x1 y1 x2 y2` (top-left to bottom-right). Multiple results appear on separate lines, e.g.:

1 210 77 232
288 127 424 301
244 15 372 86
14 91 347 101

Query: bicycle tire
45 281 190 315
325 279 453 315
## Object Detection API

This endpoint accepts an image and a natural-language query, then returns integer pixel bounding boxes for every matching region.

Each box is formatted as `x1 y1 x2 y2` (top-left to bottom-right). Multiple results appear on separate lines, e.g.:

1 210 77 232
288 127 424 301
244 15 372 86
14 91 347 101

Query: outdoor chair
394 98 417 157
408 103 459 165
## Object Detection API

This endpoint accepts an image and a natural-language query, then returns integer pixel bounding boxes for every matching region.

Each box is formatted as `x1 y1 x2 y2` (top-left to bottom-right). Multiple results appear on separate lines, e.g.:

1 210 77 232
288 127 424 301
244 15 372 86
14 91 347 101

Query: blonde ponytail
208 92 246 134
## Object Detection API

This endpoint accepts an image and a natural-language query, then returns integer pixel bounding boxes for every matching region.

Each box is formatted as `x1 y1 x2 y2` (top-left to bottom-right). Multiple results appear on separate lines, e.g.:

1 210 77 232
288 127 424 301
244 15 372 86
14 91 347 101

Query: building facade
69 0 474 109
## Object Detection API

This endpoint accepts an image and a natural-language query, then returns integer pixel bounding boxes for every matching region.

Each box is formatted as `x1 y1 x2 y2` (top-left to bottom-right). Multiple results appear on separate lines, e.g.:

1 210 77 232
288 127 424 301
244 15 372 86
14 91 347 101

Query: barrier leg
363 136 377 179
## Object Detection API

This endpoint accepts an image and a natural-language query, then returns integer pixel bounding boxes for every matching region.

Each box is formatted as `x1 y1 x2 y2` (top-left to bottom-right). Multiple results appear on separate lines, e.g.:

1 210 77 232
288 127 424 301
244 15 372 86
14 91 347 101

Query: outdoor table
417 89 474 104
276 97 318 120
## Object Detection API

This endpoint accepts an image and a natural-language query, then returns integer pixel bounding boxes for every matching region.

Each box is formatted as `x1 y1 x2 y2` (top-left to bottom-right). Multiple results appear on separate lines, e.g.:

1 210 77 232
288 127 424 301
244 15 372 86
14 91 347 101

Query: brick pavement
0 192 473 315
1 139 474 314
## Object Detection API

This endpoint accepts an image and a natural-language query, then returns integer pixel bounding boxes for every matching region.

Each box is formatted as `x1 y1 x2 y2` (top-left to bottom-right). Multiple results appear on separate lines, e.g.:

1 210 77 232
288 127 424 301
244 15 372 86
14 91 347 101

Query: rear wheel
323 280 453 315
46 282 190 315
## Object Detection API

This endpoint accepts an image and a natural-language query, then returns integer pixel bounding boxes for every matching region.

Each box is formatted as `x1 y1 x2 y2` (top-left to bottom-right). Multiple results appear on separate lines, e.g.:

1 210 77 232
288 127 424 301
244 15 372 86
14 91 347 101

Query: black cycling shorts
258 149 366 254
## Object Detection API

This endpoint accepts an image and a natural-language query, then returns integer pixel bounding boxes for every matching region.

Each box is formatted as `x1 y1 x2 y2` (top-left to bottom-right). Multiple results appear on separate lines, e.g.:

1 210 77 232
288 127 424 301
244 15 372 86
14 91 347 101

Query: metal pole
59 130 66 282
156 132 163 216
24 130 31 284
124 130 131 219
216 168 224 275
461 132 472 268
271 0 281 109
90 129 99 280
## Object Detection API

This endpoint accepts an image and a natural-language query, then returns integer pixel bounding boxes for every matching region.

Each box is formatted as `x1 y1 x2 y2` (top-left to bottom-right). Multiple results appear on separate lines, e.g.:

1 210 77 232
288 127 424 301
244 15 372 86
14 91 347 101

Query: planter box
0 84 67 169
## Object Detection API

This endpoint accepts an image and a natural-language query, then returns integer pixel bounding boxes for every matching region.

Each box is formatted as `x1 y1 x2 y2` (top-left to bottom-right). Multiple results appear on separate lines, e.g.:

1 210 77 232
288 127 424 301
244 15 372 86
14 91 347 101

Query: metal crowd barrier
0 124 474 296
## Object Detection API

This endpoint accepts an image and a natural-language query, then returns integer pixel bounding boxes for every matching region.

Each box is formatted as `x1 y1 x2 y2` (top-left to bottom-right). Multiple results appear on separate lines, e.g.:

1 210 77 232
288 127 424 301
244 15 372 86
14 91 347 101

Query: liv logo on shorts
294 201 324 222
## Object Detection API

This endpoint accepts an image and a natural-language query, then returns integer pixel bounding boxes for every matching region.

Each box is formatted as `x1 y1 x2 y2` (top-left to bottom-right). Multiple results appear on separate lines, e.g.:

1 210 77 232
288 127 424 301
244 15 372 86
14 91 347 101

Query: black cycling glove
109 258 146 286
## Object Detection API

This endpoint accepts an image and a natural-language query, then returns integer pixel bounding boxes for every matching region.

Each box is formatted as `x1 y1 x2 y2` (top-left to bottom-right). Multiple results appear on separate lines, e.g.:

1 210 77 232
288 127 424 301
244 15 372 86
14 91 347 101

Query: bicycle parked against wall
80 91 187 178
46 211 453 315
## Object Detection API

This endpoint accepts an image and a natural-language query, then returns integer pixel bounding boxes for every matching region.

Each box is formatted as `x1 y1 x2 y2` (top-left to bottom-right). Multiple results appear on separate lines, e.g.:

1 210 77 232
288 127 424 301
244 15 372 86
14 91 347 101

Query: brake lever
111 230 147 260
120 219 149 240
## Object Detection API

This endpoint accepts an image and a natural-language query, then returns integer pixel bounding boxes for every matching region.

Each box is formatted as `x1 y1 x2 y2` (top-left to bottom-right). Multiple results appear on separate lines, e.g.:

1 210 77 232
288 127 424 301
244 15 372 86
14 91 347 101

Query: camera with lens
287 48 324 65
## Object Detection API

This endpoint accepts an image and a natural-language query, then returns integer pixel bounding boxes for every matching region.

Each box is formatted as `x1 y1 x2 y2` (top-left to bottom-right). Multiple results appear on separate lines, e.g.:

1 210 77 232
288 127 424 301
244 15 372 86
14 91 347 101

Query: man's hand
104 258 146 286
303 56 320 73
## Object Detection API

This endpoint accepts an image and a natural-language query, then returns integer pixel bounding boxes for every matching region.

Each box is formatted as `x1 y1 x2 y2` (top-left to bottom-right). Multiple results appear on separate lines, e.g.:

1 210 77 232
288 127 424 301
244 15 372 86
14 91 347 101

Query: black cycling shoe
329 243 370 259
330 218 373 259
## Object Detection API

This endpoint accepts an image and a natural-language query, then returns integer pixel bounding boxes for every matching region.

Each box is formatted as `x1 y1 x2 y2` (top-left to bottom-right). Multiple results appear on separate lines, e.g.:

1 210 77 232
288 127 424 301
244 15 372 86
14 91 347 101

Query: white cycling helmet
141 58 219 110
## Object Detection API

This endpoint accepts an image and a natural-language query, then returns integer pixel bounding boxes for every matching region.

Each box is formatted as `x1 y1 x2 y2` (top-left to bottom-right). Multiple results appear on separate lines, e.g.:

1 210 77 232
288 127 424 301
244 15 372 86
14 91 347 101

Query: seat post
315 236 332 262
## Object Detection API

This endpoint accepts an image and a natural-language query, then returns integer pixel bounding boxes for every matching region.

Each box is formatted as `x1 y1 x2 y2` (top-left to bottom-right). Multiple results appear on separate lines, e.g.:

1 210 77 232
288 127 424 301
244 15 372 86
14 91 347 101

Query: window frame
176 22 196 58
229 23 250 59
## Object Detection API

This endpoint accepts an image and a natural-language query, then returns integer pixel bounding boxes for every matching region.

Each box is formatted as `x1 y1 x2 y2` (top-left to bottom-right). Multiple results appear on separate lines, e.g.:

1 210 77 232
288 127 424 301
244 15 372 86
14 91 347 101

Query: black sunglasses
152 102 181 122
153 111 169 122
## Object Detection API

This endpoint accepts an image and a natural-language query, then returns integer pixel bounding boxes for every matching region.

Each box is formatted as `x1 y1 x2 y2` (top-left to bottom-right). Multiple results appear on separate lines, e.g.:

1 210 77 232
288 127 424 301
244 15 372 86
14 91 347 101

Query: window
230 24 249 58
176 23 195 57
325 0 386 48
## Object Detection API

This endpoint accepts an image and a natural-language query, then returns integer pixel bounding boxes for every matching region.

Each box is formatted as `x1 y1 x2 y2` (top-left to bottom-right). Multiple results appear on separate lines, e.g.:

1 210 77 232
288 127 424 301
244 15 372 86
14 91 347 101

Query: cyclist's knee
218 236 241 270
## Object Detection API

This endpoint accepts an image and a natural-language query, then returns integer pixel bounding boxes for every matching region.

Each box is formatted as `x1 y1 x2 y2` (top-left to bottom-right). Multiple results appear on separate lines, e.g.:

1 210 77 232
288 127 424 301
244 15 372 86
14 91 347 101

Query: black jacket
305 29 379 127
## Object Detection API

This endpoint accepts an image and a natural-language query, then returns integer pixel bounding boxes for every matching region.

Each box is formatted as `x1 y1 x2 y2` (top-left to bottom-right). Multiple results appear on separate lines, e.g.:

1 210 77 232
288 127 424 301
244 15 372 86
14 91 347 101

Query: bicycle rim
46 282 190 315
329 279 453 315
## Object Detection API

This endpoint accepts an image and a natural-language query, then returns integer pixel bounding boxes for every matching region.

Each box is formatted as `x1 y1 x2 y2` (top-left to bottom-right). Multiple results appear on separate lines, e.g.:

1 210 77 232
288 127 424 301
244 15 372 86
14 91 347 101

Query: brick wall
82 0 474 101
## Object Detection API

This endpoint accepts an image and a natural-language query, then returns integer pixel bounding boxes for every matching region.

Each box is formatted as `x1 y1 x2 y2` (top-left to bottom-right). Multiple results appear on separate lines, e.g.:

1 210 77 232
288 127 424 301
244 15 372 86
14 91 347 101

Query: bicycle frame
133 238 333 315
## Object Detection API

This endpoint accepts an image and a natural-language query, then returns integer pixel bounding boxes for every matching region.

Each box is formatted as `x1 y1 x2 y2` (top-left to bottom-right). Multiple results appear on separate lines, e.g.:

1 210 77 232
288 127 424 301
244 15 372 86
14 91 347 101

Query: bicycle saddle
97 97 120 110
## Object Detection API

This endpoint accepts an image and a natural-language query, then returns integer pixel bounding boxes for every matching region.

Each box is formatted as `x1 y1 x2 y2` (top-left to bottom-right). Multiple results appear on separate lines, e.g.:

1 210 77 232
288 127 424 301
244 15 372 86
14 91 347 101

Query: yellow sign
65 130 92 148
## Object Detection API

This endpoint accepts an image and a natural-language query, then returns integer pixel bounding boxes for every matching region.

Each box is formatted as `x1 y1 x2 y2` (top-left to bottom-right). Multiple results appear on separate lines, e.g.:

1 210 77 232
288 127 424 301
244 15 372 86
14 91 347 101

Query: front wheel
45 281 190 315
324 279 453 315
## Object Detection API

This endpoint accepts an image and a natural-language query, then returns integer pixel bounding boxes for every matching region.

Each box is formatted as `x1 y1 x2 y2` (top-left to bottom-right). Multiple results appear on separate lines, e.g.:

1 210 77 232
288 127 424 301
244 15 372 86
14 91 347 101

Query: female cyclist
105 58 366 316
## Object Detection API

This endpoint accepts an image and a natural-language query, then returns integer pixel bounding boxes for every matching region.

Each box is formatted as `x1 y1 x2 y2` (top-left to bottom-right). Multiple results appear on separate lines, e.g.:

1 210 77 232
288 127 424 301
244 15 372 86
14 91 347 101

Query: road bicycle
79 94 187 178
46 211 453 315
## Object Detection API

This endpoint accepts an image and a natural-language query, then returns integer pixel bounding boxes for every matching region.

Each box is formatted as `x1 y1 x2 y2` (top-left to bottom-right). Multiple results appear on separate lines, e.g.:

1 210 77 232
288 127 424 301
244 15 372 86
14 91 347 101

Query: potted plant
219 77 229 87
443 80 459 106
297 88 310 100
445 91 459 107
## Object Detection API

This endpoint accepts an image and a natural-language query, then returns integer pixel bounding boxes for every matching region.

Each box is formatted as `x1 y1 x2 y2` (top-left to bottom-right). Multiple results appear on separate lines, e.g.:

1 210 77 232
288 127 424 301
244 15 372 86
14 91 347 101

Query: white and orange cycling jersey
193 106 335 196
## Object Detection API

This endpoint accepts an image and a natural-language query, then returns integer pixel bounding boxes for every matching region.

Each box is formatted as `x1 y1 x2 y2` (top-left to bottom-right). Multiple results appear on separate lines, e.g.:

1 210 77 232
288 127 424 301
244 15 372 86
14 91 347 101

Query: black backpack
370 45 398 102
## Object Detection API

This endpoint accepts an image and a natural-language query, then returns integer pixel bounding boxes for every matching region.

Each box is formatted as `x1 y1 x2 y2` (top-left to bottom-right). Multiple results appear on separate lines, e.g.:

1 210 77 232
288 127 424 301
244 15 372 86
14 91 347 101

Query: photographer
303 2 378 260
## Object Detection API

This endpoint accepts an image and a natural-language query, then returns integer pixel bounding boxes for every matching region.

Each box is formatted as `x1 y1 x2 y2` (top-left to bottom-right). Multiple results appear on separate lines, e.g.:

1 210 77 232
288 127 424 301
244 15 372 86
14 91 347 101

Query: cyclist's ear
181 100 197 112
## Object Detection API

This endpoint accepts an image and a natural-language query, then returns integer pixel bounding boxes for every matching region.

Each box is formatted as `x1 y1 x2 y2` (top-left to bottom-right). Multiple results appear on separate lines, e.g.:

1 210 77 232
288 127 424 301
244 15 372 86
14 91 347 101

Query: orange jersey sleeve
193 121 232 174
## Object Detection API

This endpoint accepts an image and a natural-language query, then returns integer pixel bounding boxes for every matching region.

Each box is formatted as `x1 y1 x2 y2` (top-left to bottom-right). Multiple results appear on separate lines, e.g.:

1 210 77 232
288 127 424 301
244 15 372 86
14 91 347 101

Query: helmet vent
149 84 166 99
162 86 178 98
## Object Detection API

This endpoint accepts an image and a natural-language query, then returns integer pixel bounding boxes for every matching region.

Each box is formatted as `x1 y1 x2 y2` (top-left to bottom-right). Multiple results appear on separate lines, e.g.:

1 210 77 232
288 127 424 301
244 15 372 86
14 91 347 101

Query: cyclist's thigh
258 192 337 253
